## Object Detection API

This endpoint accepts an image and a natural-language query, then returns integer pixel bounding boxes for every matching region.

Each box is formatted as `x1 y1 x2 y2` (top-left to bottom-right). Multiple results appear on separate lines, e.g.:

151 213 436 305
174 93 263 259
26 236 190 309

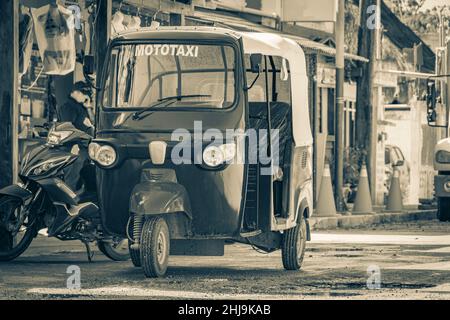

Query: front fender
0 184 33 203
130 181 192 218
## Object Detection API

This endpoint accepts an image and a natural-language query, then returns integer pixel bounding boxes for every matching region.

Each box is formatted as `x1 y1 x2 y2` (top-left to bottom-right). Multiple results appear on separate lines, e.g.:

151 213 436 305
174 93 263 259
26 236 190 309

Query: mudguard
130 181 192 218
0 184 33 202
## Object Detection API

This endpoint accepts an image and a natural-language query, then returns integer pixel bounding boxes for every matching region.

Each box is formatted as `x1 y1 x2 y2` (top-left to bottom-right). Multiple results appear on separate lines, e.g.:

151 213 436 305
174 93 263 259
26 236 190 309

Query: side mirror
250 54 262 74
394 159 404 167
83 55 95 75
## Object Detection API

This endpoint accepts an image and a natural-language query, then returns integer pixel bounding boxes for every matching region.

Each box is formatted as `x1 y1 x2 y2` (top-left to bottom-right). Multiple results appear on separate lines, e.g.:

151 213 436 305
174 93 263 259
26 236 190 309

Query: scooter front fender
0 184 33 203
130 181 192 219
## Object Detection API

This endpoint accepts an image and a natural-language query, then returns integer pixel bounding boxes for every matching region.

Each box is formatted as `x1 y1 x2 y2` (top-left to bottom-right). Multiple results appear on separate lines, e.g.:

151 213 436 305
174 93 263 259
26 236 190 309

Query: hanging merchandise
127 15 141 30
31 4 76 75
19 9 34 76
111 11 126 36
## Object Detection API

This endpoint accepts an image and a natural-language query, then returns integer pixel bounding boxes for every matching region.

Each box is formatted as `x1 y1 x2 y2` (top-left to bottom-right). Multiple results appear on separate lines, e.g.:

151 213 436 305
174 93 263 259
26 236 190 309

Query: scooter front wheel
97 238 130 261
0 196 36 262
140 217 170 278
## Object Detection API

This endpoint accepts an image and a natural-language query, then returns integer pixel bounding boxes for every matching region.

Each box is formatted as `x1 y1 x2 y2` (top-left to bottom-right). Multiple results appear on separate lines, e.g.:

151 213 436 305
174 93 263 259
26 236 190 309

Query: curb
309 209 437 230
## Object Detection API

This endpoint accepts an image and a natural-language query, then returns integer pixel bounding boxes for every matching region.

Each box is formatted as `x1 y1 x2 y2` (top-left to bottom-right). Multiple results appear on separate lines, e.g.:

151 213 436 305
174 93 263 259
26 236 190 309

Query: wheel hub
157 232 167 264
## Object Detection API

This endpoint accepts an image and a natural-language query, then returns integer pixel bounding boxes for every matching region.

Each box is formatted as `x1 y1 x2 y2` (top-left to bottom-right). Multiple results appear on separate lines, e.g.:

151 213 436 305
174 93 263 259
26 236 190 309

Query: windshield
103 43 237 109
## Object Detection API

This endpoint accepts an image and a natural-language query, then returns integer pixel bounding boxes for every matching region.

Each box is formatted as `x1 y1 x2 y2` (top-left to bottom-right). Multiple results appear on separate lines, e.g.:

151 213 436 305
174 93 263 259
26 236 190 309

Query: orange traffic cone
352 164 374 215
316 164 337 217
385 169 403 212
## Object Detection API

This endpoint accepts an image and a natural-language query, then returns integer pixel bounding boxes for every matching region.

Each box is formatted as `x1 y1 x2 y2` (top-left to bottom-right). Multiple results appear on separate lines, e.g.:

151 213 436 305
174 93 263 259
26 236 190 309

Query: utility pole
0 0 19 188
334 0 346 211
355 0 377 203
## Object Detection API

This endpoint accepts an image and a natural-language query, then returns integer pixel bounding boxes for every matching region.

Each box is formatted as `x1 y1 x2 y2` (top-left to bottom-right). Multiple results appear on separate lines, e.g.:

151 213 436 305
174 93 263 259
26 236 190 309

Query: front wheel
97 238 130 261
0 196 37 262
281 218 307 271
128 240 141 267
140 217 170 278
437 198 450 222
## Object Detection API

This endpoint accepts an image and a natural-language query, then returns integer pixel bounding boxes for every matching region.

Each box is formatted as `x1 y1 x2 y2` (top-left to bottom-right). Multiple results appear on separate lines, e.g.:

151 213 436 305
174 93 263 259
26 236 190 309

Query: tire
0 197 36 262
438 198 450 222
282 217 307 271
140 217 170 278
128 240 141 267
97 238 130 261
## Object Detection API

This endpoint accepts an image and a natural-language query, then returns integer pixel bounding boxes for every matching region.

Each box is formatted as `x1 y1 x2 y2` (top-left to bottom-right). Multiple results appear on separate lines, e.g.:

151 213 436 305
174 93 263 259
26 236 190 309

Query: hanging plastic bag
19 10 34 76
31 4 76 75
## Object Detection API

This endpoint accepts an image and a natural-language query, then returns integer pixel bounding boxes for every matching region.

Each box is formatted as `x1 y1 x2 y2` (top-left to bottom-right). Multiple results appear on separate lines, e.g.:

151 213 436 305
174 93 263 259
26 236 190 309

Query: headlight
202 143 236 168
436 150 450 163
88 142 100 160
47 130 72 145
95 145 117 167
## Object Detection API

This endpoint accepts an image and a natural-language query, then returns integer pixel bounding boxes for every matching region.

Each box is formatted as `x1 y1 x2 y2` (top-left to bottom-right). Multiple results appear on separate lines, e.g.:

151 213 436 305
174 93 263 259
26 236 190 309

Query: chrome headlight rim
94 144 118 168
201 143 236 169
88 142 101 160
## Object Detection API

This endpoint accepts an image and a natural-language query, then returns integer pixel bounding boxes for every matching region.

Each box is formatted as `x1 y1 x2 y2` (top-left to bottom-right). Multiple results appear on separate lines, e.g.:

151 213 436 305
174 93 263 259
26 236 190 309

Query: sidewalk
310 207 437 230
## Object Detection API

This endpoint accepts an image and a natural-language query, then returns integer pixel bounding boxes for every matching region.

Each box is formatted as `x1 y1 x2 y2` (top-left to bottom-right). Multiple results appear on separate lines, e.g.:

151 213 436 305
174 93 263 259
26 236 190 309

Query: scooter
0 122 129 262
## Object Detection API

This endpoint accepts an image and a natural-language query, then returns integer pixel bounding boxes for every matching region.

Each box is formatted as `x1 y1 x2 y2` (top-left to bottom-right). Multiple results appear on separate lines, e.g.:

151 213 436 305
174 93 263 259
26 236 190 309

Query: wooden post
0 0 19 188
95 0 111 88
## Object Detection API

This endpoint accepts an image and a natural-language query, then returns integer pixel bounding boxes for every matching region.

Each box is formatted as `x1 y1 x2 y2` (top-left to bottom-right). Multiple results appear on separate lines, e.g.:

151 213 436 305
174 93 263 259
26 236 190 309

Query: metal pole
446 39 450 131
370 0 381 204
0 0 19 188
334 0 346 211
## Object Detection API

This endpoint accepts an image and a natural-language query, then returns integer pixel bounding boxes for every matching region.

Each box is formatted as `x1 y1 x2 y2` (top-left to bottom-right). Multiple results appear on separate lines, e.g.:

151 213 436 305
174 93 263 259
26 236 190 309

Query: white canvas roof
238 32 312 147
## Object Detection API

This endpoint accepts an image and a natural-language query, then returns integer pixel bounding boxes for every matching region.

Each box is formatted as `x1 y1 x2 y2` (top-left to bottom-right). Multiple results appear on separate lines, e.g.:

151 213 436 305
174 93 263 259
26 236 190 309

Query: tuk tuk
89 27 313 277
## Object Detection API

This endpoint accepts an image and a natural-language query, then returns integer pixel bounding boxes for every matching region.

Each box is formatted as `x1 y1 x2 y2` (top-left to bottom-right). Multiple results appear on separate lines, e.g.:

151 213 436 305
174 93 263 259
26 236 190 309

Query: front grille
141 169 177 183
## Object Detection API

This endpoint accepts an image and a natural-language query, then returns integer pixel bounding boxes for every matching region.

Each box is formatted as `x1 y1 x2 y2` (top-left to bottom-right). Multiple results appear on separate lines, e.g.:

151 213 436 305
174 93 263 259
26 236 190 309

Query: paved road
2 220 450 299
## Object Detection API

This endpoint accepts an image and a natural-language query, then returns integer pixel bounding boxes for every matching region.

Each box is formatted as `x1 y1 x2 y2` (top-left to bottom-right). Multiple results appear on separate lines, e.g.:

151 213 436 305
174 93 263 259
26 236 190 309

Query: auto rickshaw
88 27 313 277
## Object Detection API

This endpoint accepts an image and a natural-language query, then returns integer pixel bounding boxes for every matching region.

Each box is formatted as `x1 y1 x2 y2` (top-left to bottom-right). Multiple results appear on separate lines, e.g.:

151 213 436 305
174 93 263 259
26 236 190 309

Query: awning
190 9 369 63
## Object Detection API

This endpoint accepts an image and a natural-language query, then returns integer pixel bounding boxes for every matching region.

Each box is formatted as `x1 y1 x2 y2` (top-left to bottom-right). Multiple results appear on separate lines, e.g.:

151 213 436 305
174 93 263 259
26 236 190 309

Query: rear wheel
438 198 450 222
97 238 130 261
140 217 170 278
0 196 37 262
282 217 307 271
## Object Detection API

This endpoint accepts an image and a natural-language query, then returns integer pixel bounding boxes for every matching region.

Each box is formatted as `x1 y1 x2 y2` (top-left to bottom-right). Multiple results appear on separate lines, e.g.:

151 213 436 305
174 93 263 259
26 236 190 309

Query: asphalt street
1 220 450 299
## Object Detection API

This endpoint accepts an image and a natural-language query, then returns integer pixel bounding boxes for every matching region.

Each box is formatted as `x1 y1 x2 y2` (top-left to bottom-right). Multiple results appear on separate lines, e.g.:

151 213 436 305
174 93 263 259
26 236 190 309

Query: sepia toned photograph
0 0 450 305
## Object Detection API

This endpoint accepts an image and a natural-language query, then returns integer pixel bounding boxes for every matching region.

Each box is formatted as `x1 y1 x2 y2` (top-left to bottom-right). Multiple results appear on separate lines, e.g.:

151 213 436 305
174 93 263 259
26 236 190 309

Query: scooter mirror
83 55 95 75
